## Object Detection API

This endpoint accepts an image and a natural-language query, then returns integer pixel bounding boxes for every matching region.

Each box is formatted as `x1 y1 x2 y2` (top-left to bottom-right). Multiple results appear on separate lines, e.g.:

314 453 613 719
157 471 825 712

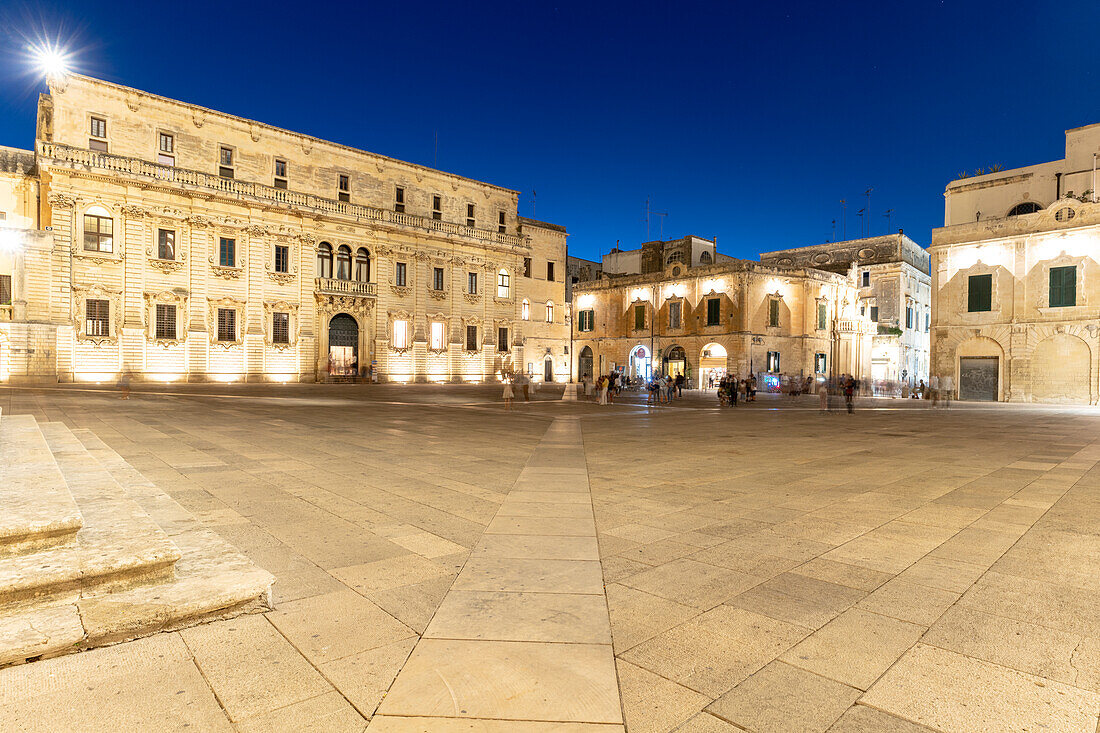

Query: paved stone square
1 383 1099 732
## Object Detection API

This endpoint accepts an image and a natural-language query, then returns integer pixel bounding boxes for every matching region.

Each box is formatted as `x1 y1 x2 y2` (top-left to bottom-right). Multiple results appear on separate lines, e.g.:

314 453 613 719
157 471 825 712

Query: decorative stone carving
244 225 269 237
186 214 213 228
427 287 447 300
47 192 76 209
120 204 147 218
210 266 243 280
390 285 411 297
143 290 189 346
207 296 248 346
263 300 300 348
148 258 185 275
71 283 122 345
464 293 482 304
317 294 373 319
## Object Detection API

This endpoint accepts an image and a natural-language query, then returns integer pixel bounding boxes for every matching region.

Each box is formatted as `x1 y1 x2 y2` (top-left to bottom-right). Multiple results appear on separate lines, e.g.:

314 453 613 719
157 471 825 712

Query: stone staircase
0 409 274 666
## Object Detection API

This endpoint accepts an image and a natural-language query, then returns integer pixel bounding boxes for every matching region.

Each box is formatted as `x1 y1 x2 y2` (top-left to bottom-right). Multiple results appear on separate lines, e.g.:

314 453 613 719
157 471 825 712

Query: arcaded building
761 233 931 387
571 251 872 387
0 74 569 384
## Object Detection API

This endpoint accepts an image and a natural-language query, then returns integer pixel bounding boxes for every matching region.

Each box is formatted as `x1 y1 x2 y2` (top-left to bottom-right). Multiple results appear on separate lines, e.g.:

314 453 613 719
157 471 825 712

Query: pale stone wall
930 199 1100 404
517 219 569 381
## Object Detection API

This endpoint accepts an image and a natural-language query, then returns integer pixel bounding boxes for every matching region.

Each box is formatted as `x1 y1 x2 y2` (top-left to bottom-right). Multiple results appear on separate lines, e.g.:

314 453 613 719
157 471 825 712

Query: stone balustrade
315 278 376 297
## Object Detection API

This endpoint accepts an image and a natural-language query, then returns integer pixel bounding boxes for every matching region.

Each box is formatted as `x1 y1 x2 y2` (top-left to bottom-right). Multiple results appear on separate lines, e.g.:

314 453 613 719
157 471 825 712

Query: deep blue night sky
1 1 1098 260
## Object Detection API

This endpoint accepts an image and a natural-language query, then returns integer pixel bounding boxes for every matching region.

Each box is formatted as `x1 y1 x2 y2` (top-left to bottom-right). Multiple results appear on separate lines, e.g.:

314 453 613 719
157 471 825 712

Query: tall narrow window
217 308 236 342
905 306 913 329
497 269 510 298
817 302 827 330
523 257 532 277
546 301 554 323
336 246 352 280
355 248 371 282
498 211 506 234
546 262 556 281
89 117 108 152
1049 265 1076 307
465 325 478 350
634 304 645 330
466 203 476 228
86 299 110 337
0 274 11 306
83 213 114 253
273 312 290 344
395 261 407 287
579 309 594 332
157 229 175 260
316 242 332 278
430 321 445 350
768 299 780 327
275 244 289 273
393 319 410 349
861 271 870 287
815 352 827 373
967 274 992 312
433 267 444 291
869 305 879 322
218 146 234 178
338 174 350 202
394 186 405 213
669 301 682 329
155 303 176 340
925 312 930 332
158 132 175 166
707 298 721 326
274 159 288 189
432 195 442 220
522 299 530 320
220 237 237 267
498 327 509 352
468 272 478 295
767 350 780 372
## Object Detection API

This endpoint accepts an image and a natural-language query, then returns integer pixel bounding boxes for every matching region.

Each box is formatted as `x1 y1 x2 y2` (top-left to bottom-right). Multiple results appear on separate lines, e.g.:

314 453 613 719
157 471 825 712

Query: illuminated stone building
931 123 1100 402
571 247 872 386
0 74 569 384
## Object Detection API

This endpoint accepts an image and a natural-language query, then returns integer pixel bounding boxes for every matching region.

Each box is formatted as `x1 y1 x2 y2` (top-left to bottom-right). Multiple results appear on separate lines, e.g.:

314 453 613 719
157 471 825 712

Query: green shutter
634 305 645 330
707 298 720 325
968 274 992 312
817 303 826 330
1050 266 1076 307
769 299 779 327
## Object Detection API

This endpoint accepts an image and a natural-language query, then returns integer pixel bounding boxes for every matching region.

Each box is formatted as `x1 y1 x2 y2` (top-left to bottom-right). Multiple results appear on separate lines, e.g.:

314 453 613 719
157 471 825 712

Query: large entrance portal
1030 334 1091 403
665 346 686 378
579 346 594 379
959 356 998 401
700 342 727 386
328 314 359 376
629 345 651 381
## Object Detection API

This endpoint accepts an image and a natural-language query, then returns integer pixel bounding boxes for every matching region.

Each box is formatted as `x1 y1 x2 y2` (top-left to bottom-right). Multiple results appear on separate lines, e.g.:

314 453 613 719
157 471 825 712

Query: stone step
0 423 183 607
0 411 83 556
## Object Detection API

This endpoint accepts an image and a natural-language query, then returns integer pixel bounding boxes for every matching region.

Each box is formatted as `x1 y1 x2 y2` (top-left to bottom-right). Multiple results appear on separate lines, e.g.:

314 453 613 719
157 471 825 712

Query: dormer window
218 147 234 178
394 186 405 213
338 174 350 202
89 117 108 152
157 132 174 166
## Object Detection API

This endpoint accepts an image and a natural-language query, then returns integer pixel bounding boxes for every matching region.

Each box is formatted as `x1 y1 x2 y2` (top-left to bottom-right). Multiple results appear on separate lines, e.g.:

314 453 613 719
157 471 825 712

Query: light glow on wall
951 243 1012 272
1031 232 1096 264
702 278 726 294
630 287 651 302
577 293 595 309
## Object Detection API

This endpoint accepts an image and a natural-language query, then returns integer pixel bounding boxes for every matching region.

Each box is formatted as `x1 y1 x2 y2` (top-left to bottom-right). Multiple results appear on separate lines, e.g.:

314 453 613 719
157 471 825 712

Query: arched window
666 251 685 265
317 242 333 279
1007 202 1042 217
545 301 554 323
699 250 713 263
336 245 352 280
521 299 530 321
83 205 114 253
497 268 510 298
355 248 371 282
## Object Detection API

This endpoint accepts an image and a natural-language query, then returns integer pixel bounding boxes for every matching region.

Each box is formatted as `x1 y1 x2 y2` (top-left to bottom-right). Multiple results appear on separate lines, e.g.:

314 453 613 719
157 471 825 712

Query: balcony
39 142 528 250
316 278 376 297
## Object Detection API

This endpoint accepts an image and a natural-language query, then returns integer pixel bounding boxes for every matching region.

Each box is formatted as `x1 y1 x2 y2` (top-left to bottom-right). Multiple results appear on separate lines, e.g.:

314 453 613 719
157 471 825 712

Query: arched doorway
1031 334 1091 403
579 346 594 379
700 342 727 386
328 314 359 376
664 345 686 378
543 355 554 382
629 345 651 381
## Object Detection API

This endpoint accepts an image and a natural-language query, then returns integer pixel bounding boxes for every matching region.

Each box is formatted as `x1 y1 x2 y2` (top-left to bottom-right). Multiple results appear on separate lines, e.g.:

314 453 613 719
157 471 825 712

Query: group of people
713 374 757 406
645 373 685 404
500 372 537 409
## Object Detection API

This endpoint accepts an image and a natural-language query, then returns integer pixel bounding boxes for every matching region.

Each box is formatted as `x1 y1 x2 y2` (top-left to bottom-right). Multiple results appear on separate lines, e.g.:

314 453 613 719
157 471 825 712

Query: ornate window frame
388 309 413 354
209 228 245 279
144 289 189 346
72 283 122 345
1036 251 1087 313
208 296 247 347
263 300 300 349
73 202 126 265
267 238 299 285
146 218 187 274
462 314 483 354
427 312 448 353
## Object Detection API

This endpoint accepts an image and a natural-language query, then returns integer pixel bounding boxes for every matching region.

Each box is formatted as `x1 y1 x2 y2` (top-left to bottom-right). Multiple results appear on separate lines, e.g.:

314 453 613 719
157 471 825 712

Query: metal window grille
217 308 236 342
498 327 509 352
155 303 176 340
273 312 289 344
465 325 477 351
86 299 109 336
0 274 12 305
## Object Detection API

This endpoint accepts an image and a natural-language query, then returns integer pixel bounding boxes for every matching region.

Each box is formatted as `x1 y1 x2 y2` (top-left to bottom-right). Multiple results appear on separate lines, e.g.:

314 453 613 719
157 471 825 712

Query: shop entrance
579 346 594 379
664 345 686 378
327 314 359 376
629 345 651 381
700 342 727 387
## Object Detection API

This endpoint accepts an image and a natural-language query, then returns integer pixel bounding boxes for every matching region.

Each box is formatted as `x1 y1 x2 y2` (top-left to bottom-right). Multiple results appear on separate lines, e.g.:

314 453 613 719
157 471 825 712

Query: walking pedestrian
844 377 856 413
502 375 514 410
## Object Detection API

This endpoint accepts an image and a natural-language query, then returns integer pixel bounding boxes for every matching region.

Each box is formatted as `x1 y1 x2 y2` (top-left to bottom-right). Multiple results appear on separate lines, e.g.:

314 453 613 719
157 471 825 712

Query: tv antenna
531 190 537 218
882 208 894 232
839 199 847 238
856 208 866 237
864 188 874 235
643 198 668 240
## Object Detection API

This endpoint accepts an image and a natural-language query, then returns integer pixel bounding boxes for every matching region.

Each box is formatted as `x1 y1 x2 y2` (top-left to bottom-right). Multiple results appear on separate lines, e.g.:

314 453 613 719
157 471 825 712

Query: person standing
118 370 132 400
521 372 530 401
820 379 829 412
844 376 856 413
502 376 514 410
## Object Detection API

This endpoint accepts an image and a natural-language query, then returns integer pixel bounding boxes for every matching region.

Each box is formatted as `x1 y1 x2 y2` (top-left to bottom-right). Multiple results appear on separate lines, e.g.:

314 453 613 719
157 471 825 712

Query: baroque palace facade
0 74 569 384
571 236 873 386
931 122 1100 404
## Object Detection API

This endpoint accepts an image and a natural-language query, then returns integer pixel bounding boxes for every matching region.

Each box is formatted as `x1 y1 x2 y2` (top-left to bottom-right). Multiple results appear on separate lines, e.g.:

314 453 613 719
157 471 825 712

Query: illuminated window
767 350 780 372
430 321 445 350
815 352 826 373
546 301 554 323
155 304 176 340
393 319 410 349
521 299 530 320
83 210 114 253
217 308 236 342
273 312 290 344
157 229 175 260
497 269 510 298
578 309 594 332
86 299 109 336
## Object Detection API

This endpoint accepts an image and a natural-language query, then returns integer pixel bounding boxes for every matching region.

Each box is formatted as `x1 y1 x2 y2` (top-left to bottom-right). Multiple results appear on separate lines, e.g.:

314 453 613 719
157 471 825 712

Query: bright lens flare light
32 44 70 78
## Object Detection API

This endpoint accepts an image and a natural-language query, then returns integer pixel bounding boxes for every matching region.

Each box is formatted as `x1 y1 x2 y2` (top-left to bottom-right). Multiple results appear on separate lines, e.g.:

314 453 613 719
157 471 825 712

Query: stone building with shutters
760 233 932 389
929 122 1100 404
571 251 872 387
0 73 569 384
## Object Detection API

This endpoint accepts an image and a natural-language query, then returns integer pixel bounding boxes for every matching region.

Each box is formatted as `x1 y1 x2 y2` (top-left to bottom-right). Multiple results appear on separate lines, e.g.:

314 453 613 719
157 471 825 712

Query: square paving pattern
2 383 1100 732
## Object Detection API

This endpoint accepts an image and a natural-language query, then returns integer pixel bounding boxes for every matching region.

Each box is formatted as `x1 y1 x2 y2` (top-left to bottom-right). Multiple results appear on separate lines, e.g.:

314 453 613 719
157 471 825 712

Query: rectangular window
83 214 114 253
768 299 780 327
497 270 510 298
905 306 913 329
338 174 350 202
274 159 288 189
430 321 445 350
546 302 554 322
498 327 509 352
157 229 175 260
547 262 556 281
467 272 478 294
218 147 234 178
498 211 506 234
967 274 992 312
870 306 879 322
925 312 930 333
523 257 532 277
817 302 827 330
669 301 682 329
393 319 410 349
395 261 407 287
394 186 405 213
579 309 594 332
0 274 11 306
219 238 236 267
90 116 107 139
157 132 174 166
432 195 442 220
815 352 827 373
707 298 721 326
634 304 645 330
217 308 236 342
466 203 475 228
521 300 530 320
433 267 444 291
155 303 176 340
275 244 289 273
767 350 780 372
465 325 477 351
89 138 108 152
86 299 110 337
273 312 290 344
1049 265 1076 307
861 271 870 287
